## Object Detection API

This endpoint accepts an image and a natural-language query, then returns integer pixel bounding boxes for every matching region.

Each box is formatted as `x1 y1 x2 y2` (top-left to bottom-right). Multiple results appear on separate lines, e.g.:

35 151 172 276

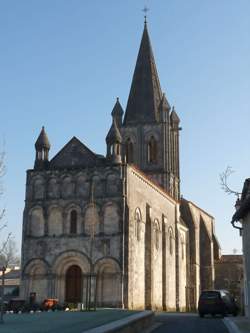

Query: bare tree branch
0 232 11 256
219 166 241 198
0 237 19 268
0 146 9 266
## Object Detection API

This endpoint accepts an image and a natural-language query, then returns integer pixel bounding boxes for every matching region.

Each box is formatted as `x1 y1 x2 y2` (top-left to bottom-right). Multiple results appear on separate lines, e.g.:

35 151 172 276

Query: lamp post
0 266 6 324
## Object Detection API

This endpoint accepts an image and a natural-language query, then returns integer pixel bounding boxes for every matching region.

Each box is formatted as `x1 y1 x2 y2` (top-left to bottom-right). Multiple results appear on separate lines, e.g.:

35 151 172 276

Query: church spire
123 21 163 125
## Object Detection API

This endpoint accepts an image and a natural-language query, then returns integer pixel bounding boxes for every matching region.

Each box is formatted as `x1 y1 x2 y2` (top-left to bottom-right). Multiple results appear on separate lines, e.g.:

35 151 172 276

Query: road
149 313 230 333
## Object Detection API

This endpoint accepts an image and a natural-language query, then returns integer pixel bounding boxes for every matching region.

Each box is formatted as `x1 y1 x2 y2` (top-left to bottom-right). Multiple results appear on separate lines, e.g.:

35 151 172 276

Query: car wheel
233 311 238 317
199 313 204 318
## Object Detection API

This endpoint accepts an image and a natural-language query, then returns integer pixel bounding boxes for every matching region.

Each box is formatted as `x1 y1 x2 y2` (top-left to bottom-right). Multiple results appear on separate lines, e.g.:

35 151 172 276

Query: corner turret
106 111 122 164
34 126 50 169
170 106 180 127
111 98 124 128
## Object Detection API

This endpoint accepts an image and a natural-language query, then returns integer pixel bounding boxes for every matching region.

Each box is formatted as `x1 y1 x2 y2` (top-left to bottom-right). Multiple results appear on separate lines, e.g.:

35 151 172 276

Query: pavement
143 312 250 333
2 310 250 333
0 309 138 333
224 316 250 333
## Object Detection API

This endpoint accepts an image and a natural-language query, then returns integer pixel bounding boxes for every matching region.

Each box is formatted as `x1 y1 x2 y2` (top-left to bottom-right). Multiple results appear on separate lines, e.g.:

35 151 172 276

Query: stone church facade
20 21 220 311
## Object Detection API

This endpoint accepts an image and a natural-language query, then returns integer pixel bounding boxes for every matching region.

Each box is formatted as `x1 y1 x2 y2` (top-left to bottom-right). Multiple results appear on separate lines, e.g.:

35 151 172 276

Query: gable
49 137 98 169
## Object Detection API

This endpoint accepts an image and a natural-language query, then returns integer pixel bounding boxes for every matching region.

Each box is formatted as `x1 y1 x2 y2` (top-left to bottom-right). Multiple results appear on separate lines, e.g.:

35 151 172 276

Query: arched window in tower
181 235 185 260
154 219 160 250
147 136 157 164
134 208 142 241
169 227 174 255
125 138 134 163
116 144 120 155
70 210 77 234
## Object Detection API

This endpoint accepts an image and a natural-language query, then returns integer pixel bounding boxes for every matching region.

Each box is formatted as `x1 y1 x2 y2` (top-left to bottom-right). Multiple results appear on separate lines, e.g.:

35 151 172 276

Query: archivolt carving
94 257 121 307
94 257 121 274
23 258 50 303
52 250 90 275
24 258 50 276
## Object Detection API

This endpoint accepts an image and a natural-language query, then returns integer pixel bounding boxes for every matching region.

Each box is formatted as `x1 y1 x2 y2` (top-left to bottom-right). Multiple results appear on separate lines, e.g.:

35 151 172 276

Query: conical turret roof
35 126 51 149
111 98 124 118
123 22 163 125
170 107 180 123
159 93 171 111
106 118 122 144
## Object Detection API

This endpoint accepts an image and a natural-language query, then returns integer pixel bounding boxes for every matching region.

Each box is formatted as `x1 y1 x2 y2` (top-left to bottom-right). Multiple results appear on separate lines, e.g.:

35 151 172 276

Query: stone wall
215 255 244 310
126 165 178 311
21 165 124 306
177 221 188 311
180 199 216 309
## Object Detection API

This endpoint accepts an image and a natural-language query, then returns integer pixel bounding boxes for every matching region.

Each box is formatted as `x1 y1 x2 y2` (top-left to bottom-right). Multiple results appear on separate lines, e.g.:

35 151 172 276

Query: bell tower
121 21 181 200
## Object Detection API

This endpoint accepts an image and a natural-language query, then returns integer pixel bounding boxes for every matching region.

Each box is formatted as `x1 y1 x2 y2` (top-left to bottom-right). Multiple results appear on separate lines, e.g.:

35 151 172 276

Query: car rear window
200 291 220 300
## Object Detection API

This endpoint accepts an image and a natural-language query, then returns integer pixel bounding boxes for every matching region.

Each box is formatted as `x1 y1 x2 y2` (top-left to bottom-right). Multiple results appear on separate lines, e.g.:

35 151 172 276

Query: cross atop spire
142 6 149 24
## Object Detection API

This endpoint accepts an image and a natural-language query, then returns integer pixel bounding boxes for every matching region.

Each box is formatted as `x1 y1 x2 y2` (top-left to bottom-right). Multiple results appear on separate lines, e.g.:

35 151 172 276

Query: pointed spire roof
159 93 171 111
170 106 180 123
123 21 163 125
35 126 51 150
111 98 124 118
106 118 122 144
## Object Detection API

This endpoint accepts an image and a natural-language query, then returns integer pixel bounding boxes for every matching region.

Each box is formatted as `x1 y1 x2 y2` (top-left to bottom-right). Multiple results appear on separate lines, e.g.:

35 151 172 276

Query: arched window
147 136 157 164
70 210 77 234
154 219 160 250
181 235 185 260
126 138 134 163
169 228 174 255
116 144 120 155
135 208 142 241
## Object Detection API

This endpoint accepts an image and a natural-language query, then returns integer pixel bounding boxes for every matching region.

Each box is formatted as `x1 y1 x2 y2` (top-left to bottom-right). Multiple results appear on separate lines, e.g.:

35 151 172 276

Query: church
20 20 220 311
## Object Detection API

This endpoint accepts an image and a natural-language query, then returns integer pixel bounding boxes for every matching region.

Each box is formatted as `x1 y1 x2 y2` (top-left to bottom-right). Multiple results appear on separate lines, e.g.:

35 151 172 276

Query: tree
0 149 6 233
0 238 20 268
220 166 241 198
0 147 10 324
0 148 11 264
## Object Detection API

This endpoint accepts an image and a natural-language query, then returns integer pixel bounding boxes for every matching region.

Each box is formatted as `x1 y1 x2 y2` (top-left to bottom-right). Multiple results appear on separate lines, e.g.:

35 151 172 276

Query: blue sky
0 0 249 254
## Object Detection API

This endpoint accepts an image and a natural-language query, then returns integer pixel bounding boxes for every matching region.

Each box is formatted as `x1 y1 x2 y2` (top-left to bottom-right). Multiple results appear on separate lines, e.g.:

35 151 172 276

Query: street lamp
0 265 6 324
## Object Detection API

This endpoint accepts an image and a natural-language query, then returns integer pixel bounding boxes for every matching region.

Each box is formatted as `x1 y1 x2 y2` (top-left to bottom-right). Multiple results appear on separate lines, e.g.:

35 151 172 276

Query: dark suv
198 290 238 317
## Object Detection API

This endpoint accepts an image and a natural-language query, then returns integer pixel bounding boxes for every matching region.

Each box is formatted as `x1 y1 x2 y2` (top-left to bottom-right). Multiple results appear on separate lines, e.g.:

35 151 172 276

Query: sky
0 0 249 254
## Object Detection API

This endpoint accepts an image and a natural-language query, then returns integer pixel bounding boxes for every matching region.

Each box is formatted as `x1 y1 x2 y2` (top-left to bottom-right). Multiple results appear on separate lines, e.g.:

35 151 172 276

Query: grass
1 309 139 333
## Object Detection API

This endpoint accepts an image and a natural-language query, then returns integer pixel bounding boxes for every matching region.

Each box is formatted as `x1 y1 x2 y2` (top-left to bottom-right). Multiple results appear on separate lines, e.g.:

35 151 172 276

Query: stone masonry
20 20 220 311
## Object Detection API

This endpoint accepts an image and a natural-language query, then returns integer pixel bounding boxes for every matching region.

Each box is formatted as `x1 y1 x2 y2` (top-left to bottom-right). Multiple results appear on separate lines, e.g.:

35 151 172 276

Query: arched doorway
95 259 121 307
65 265 82 303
